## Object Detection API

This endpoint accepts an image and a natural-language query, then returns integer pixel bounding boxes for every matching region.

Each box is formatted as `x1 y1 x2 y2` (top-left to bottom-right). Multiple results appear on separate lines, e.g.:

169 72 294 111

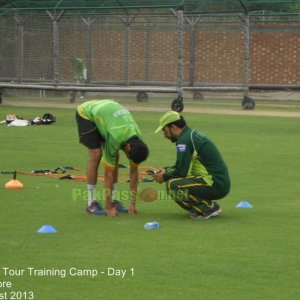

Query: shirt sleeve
163 142 194 181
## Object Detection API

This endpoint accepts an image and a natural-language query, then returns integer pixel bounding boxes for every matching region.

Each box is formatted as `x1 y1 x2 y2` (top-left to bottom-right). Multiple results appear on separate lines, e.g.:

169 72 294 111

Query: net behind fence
1 5 300 109
1 12 300 85
0 12 181 85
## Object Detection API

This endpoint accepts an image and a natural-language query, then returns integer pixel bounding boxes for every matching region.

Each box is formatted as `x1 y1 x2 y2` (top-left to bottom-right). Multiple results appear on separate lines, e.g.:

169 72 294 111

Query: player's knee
167 181 188 201
88 148 102 163
167 179 183 193
167 180 176 191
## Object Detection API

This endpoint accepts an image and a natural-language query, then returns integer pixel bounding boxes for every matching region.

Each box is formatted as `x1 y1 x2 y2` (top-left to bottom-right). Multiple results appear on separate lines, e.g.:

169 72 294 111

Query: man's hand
128 201 137 215
154 168 166 183
105 205 118 217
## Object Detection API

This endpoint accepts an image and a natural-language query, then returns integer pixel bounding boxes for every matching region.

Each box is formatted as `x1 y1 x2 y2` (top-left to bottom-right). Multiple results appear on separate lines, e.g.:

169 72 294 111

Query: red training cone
5 172 23 189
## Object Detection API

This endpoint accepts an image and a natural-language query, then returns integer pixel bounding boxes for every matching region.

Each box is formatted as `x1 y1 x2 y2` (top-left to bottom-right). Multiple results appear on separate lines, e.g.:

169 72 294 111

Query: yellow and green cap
154 111 181 133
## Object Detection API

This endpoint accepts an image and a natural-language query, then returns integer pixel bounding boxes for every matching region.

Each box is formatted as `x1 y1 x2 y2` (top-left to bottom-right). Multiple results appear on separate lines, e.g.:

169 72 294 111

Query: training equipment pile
1 165 158 183
0 113 56 126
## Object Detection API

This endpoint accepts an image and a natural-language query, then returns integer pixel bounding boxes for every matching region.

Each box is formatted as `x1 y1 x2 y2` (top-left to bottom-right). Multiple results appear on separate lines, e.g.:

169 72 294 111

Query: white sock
87 184 96 206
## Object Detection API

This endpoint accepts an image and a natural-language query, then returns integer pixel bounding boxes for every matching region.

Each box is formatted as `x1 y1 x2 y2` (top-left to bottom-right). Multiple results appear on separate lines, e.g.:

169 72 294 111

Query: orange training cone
5 172 23 190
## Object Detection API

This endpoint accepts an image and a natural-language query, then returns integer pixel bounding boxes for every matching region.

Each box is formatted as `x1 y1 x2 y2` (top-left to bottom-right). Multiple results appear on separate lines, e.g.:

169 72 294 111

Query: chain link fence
1 9 300 108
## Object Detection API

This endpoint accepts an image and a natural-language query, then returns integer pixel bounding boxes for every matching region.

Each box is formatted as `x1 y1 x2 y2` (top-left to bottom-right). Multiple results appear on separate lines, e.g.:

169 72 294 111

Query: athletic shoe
112 200 128 213
190 211 205 219
85 201 105 215
190 202 222 220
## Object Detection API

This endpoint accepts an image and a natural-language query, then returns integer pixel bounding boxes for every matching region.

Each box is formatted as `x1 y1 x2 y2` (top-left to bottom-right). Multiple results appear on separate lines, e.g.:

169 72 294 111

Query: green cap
154 111 181 133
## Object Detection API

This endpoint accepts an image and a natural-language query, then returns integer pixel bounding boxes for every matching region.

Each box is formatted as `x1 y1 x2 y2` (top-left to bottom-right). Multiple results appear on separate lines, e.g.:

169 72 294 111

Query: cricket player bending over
76 99 149 217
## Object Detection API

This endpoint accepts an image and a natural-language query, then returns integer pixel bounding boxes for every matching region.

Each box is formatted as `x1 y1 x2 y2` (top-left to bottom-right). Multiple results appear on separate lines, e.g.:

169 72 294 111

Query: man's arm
162 143 194 181
128 164 139 215
104 168 118 217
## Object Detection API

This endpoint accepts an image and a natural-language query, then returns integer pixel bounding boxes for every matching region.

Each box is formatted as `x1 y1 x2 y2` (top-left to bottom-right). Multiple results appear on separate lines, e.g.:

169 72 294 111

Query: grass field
1 100 300 300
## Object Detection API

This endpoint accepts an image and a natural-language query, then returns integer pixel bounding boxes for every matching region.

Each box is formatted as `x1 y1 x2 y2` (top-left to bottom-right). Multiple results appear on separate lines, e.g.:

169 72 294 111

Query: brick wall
193 31 244 84
2 15 300 86
86 28 300 85
251 31 300 84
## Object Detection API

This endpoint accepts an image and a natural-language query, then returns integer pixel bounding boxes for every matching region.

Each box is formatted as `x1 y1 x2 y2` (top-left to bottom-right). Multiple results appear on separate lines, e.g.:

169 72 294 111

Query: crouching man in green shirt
76 99 149 217
154 111 230 220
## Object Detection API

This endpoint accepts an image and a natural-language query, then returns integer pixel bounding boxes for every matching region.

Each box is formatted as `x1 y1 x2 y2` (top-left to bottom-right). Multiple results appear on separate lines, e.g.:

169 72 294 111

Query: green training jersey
163 127 230 191
77 99 142 169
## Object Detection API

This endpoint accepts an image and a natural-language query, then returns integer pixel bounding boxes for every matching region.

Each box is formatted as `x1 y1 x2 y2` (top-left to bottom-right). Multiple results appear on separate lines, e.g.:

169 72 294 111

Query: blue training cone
236 201 253 208
37 225 57 233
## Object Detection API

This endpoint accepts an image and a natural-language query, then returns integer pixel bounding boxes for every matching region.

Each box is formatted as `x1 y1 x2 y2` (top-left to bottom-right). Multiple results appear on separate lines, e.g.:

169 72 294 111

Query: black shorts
75 111 105 149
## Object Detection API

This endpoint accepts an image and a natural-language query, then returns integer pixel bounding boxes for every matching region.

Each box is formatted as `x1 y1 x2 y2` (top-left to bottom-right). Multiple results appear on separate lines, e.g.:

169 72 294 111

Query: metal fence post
82 17 96 83
177 9 184 99
144 17 154 82
243 14 250 98
124 24 130 86
119 15 136 86
14 16 24 83
47 10 64 83
185 16 201 87
239 13 255 109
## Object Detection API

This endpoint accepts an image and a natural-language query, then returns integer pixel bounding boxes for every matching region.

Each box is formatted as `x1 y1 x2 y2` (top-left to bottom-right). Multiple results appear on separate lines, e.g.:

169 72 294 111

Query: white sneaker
190 202 222 220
